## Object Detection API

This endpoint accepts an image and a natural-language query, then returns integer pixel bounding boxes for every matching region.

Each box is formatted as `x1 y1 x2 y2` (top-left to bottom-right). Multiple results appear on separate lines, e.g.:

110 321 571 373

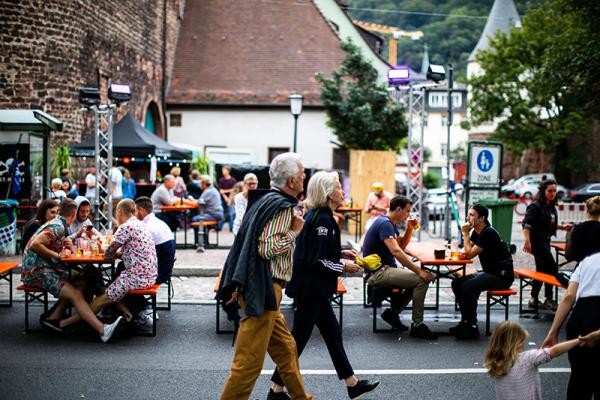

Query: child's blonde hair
484 321 528 378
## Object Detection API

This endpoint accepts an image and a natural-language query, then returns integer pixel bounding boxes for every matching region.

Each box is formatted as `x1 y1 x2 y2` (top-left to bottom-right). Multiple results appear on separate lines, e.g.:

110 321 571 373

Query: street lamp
288 93 303 152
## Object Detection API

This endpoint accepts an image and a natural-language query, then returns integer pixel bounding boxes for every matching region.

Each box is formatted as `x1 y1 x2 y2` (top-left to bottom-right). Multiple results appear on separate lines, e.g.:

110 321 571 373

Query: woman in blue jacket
267 171 379 400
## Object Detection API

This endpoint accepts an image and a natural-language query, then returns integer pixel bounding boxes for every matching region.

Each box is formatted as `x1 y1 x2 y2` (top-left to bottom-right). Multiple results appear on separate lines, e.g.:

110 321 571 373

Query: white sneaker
101 316 123 343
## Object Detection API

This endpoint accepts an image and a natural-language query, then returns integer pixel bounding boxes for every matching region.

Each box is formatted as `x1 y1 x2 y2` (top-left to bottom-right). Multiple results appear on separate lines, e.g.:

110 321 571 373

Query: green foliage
423 171 441 188
50 145 72 179
466 0 595 180
317 39 408 150
192 153 211 175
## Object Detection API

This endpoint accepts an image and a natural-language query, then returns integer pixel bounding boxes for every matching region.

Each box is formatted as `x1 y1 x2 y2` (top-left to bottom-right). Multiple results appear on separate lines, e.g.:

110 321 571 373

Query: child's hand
541 333 557 348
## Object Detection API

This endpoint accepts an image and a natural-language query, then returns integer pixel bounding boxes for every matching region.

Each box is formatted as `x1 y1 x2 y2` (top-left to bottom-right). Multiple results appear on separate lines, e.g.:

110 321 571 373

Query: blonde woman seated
59 199 158 336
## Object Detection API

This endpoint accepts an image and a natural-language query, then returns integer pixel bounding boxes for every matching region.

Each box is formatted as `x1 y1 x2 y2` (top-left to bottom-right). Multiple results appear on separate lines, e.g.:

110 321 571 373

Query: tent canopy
71 113 192 159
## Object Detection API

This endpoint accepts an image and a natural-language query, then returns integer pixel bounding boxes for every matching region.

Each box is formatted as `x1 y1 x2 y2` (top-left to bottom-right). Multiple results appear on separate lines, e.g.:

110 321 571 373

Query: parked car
501 173 554 197
515 182 569 200
424 188 453 220
563 182 600 202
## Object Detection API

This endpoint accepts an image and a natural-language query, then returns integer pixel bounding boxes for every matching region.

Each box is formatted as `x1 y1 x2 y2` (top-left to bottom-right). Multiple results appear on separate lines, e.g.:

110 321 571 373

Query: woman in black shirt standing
451 204 514 340
522 179 573 310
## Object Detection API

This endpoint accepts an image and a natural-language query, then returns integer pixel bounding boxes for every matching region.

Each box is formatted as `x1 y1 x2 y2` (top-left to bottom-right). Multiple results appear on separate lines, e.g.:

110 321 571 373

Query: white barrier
557 203 587 223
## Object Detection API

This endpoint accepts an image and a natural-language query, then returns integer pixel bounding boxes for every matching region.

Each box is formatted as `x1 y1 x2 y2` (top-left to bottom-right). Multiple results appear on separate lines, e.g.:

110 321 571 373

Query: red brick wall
0 0 184 142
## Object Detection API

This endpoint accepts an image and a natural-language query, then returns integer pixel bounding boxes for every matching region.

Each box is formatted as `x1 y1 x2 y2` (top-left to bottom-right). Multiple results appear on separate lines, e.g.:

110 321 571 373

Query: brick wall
0 0 184 143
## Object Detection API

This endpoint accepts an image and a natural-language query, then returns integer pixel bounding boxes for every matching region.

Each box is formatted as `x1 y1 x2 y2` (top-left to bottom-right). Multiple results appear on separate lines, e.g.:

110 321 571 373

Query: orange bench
213 274 348 334
0 262 19 307
128 284 160 337
190 220 219 248
16 284 49 332
514 268 563 315
485 289 517 335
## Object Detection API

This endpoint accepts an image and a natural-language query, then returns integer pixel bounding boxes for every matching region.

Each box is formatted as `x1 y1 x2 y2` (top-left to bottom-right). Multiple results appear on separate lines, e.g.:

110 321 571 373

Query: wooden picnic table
61 254 116 284
160 204 196 249
405 241 473 310
335 206 363 243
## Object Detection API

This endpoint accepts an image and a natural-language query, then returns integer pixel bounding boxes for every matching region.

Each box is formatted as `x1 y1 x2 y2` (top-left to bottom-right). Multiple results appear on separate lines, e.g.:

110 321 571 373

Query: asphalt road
0 301 571 400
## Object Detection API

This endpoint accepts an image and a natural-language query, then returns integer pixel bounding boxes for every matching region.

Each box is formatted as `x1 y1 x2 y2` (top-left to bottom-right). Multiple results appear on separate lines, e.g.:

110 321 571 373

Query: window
588 184 600 192
441 143 448 156
268 147 289 163
170 113 182 127
441 116 447 127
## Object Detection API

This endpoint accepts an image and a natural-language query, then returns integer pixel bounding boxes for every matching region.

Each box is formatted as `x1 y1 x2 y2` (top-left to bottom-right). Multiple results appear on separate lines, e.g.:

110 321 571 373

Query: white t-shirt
571 252 600 300
143 213 174 245
85 173 96 199
111 168 123 198
232 192 248 235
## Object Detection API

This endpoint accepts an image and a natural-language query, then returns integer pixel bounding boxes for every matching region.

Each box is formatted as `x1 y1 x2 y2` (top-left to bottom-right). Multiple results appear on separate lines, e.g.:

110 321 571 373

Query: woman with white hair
232 173 258 235
268 171 380 400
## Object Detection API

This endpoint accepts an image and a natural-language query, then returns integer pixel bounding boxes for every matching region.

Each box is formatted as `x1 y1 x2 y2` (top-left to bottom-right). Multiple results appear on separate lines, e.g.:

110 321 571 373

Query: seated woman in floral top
59 199 158 334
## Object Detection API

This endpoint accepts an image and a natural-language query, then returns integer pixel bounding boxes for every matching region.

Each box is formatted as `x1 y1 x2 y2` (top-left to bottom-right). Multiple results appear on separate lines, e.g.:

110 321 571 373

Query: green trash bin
478 198 517 253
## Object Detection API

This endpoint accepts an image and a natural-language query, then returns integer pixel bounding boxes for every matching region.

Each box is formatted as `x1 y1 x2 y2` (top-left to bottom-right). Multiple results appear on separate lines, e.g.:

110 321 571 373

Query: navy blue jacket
286 207 344 299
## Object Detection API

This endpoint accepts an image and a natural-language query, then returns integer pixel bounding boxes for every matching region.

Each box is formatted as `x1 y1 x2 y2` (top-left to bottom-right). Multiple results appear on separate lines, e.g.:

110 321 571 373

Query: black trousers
271 295 353 385
531 240 557 299
451 272 512 324
566 296 600 400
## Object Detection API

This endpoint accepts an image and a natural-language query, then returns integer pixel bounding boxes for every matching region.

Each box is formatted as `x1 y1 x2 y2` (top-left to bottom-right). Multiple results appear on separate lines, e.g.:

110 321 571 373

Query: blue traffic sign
477 150 494 172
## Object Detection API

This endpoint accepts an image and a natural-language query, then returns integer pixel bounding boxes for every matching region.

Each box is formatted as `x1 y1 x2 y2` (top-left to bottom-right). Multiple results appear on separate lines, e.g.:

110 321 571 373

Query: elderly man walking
217 152 313 400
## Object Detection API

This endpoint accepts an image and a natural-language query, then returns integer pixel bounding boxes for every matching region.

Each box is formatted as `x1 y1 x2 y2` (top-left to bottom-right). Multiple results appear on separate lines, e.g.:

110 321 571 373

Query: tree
466 0 593 183
317 39 408 150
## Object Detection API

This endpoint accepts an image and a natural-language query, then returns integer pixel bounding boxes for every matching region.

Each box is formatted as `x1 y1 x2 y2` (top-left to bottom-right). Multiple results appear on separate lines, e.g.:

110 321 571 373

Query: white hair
243 173 258 183
51 178 62 188
163 174 175 183
269 152 301 189
201 175 213 186
304 171 339 209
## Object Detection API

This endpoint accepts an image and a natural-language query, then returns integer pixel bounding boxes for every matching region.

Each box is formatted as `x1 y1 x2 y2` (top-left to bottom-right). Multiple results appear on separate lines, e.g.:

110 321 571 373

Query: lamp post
288 93 303 152
445 64 453 243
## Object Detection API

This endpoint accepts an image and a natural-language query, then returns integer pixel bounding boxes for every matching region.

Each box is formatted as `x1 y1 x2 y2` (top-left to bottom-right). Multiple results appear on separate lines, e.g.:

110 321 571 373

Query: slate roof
168 0 347 107
468 0 521 62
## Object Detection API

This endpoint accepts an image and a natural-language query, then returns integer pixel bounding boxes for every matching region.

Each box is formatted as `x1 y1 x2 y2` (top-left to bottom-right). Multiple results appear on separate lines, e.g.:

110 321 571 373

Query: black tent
71 113 192 159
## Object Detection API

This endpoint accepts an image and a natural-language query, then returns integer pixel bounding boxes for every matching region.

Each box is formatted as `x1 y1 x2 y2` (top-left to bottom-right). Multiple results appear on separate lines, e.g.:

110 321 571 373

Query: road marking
261 368 570 375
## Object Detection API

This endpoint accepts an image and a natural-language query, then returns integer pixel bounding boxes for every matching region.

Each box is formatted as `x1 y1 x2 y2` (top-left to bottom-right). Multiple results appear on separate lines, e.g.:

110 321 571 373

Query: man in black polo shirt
451 204 514 340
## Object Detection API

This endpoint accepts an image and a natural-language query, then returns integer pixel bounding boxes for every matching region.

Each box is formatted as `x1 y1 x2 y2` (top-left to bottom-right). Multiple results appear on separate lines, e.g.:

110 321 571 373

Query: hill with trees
347 0 542 79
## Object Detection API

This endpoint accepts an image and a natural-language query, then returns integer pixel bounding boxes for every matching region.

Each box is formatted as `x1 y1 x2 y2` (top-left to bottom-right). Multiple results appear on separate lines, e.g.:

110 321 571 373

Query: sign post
465 141 503 217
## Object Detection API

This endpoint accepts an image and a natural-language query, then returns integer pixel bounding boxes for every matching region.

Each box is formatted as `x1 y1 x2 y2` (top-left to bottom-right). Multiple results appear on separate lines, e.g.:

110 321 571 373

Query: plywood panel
349 150 396 234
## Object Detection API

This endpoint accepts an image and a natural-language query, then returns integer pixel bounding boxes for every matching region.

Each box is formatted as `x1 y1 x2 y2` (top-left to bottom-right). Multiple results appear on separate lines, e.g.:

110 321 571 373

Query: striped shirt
494 348 551 400
258 207 297 282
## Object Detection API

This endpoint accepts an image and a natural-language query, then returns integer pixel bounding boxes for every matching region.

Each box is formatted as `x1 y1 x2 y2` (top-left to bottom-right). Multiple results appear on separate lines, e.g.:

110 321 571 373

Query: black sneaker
410 322 438 340
347 380 380 400
381 308 409 331
449 321 468 335
455 324 480 340
40 318 63 333
266 389 291 400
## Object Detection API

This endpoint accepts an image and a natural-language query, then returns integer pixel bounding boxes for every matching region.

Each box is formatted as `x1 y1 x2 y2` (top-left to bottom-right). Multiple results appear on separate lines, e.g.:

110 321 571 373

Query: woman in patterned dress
59 199 157 331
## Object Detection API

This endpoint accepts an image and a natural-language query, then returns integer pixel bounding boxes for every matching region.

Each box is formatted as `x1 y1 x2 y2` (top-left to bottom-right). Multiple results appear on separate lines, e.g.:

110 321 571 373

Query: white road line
260 368 571 375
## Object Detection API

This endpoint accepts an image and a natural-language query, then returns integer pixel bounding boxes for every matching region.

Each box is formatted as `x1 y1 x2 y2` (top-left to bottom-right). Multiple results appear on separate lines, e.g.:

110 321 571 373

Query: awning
71 113 192 160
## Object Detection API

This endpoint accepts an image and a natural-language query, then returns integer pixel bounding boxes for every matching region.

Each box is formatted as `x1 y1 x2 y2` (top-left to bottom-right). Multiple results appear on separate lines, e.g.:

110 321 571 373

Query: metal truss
89 104 116 232
391 85 426 240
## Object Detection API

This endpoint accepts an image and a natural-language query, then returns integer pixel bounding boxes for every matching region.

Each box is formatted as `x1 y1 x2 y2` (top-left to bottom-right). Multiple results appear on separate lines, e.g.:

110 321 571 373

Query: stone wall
0 0 184 142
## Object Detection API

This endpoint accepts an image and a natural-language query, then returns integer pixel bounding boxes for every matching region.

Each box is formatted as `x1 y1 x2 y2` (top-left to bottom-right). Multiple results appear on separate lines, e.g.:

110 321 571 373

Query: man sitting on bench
451 204 514 340
362 195 437 340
